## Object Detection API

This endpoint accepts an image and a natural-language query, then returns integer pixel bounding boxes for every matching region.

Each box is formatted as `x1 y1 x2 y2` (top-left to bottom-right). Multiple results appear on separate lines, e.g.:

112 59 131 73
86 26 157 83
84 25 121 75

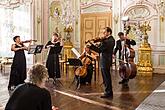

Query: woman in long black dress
45 33 63 79
8 36 31 91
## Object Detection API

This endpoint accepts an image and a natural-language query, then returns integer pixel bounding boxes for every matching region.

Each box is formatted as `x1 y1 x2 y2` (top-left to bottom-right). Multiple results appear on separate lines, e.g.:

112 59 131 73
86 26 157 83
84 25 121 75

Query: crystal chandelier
60 0 75 28
53 0 76 42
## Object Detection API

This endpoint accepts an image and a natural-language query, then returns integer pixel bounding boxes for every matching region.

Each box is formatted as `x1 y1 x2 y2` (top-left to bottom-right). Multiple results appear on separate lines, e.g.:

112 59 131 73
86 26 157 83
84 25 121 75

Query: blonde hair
26 63 48 84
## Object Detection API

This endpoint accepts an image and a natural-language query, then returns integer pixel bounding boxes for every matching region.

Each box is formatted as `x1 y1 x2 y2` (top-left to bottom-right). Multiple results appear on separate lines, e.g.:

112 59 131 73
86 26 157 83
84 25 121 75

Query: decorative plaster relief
49 1 62 19
123 0 158 21
81 1 112 13
122 3 158 43
125 5 150 21
0 0 32 9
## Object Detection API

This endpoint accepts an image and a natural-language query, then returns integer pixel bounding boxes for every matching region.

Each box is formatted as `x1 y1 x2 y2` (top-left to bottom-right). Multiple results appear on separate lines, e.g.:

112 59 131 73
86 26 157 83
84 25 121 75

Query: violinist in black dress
45 33 63 79
8 36 32 91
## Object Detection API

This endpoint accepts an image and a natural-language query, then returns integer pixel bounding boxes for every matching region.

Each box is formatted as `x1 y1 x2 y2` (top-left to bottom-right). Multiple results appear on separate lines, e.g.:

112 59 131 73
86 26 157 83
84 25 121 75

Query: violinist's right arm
45 41 54 49
11 44 22 51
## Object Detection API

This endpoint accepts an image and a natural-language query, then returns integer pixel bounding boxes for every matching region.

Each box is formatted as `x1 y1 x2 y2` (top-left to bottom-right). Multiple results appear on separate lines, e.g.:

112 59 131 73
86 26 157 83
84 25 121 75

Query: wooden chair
0 57 13 73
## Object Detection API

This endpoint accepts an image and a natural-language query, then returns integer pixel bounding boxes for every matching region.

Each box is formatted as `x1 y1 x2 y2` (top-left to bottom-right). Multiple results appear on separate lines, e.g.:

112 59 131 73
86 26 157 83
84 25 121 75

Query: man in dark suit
113 32 136 85
97 27 115 98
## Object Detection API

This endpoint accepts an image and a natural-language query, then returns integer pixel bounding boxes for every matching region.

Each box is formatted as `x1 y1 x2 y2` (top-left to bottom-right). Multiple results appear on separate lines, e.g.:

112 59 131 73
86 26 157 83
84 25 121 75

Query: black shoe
119 80 124 84
119 79 129 84
122 83 129 87
100 94 113 98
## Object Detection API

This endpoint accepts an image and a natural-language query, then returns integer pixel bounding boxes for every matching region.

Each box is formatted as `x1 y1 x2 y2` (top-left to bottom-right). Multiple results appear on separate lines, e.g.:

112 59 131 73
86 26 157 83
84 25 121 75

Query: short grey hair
26 63 48 84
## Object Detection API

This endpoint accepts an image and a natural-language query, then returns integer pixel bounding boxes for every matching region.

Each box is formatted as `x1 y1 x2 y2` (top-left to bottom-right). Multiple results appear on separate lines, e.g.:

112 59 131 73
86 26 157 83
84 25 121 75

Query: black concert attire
113 39 136 85
98 36 115 96
5 83 52 110
79 51 94 84
114 39 136 60
45 41 62 79
8 44 26 90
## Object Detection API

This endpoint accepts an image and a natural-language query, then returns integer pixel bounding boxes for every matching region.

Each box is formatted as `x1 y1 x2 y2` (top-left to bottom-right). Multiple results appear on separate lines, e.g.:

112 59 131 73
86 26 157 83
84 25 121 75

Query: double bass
119 39 137 80
119 22 137 80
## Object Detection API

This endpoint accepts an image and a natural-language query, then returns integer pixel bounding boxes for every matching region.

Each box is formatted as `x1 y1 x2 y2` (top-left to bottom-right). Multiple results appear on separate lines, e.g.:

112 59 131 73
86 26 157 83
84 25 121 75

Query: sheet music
71 48 81 58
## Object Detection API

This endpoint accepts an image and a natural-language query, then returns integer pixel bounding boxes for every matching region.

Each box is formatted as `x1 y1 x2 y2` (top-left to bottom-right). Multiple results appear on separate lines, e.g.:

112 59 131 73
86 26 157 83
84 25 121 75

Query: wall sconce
113 13 119 24
160 15 164 22
37 16 41 24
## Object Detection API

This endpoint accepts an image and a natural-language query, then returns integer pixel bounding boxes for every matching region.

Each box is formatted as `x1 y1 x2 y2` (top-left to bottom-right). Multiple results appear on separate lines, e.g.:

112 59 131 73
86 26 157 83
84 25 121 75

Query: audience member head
26 63 48 88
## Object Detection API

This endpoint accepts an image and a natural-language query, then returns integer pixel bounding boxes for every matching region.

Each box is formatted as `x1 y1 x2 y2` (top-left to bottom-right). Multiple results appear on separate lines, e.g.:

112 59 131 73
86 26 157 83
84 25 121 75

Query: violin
85 36 107 44
21 40 37 43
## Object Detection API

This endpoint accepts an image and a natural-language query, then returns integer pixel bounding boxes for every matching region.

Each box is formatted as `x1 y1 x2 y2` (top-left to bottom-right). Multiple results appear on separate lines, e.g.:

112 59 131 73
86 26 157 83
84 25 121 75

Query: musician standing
45 32 63 80
98 27 115 98
113 32 136 85
8 36 32 91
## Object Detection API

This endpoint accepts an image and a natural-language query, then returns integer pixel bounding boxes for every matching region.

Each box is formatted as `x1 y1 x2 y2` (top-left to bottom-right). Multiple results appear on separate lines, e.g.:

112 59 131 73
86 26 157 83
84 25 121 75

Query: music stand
28 45 44 54
67 58 83 89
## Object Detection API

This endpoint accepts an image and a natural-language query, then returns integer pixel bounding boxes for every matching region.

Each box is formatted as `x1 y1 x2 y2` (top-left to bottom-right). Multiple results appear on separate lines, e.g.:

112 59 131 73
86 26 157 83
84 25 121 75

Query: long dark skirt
8 53 26 89
46 54 60 78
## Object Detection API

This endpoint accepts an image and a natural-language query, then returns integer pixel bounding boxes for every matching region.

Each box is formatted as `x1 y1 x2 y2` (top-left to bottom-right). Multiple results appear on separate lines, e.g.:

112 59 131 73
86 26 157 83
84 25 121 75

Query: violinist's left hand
52 106 59 110
21 47 28 50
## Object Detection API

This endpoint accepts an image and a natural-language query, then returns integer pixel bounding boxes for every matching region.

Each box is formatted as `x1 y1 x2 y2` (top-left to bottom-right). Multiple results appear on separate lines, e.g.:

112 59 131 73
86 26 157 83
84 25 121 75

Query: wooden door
80 12 112 52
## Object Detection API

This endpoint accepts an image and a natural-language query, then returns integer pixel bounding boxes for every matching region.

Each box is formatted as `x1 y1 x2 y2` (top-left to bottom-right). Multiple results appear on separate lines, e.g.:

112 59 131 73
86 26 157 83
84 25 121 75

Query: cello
75 54 92 78
75 45 96 78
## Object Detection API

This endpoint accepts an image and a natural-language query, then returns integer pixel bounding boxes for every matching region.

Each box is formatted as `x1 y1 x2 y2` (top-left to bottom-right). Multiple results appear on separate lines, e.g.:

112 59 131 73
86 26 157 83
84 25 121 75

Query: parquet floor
0 67 165 110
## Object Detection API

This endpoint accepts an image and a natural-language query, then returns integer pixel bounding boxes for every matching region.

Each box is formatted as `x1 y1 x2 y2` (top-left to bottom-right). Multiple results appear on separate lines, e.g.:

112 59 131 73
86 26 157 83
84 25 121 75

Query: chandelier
53 0 77 42
61 0 75 28
53 0 76 29
0 0 32 9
